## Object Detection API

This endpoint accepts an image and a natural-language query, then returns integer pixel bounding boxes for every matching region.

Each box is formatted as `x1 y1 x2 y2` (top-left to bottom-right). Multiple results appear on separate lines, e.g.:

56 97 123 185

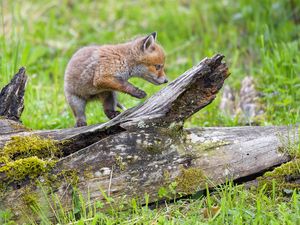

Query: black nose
164 79 168 83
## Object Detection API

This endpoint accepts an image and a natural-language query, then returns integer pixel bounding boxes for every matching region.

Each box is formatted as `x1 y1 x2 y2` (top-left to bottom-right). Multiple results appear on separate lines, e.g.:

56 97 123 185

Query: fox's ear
150 32 157 40
142 32 157 51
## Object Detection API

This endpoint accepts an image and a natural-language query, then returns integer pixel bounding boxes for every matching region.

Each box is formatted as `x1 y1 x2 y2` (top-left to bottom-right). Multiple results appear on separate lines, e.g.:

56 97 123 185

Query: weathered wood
0 54 298 223
52 126 295 200
0 126 297 222
0 54 229 156
0 67 27 121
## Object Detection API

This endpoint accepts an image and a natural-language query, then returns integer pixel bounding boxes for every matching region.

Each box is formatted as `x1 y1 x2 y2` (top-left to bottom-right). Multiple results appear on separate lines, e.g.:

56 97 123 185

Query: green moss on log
175 167 206 194
22 188 39 207
2 135 61 159
0 135 61 185
115 155 126 171
0 156 9 165
257 159 300 194
0 156 56 182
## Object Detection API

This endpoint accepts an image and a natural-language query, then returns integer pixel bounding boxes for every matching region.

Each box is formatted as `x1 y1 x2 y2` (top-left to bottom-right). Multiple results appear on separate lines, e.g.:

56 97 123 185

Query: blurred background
0 0 299 129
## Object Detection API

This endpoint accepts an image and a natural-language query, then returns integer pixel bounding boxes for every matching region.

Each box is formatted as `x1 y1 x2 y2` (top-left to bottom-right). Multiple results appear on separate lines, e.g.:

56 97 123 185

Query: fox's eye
155 64 163 71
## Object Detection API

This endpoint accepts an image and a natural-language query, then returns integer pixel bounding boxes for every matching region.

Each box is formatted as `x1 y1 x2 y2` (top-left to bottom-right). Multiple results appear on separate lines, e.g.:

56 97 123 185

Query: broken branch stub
118 54 229 127
0 67 27 121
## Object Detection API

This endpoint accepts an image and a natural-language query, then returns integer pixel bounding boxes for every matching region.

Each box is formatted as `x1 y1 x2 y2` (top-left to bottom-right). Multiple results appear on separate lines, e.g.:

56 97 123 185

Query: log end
164 54 230 123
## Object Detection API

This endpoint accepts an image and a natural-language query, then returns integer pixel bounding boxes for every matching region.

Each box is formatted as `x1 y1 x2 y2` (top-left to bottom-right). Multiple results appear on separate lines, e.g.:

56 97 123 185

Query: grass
0 0 300 224
1 181 300 224
0 0 299 129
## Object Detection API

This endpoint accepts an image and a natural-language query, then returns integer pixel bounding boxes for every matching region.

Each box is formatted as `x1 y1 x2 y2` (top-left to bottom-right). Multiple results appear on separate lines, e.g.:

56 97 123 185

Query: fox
64 32 168 127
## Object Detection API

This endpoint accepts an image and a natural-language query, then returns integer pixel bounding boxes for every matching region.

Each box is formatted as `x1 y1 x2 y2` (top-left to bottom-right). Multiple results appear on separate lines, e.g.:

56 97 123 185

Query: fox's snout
143 68 168 85
144 68 168 85
156 74 168 84
157 69 168 84
154 76 168 85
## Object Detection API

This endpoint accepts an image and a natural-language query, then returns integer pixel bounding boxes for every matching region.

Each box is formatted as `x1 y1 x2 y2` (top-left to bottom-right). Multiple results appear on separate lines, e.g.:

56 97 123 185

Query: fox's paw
75 120 87 127
105 110 121 119
133 89 147 99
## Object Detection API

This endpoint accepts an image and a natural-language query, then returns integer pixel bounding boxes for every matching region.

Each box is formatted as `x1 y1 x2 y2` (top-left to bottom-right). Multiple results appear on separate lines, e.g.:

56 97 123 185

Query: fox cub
64 32 168 127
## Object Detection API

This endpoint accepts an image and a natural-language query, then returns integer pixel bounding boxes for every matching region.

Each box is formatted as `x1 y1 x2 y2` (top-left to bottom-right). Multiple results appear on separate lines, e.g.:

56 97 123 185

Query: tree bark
0 125 297 222
0 54 228 156
0 67 27 122
0 54 298 223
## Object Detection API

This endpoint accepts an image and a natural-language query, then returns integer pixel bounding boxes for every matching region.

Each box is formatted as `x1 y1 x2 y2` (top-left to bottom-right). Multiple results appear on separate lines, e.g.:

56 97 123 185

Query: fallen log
0 54 298 223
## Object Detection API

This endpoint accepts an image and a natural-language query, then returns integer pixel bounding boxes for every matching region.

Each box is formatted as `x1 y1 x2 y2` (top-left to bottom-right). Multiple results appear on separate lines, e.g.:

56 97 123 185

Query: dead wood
0 67 27 121
0 54 298 223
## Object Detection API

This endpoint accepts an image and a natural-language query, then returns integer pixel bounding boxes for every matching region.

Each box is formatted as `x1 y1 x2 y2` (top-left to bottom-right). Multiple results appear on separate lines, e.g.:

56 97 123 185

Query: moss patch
115 155 126 171
83 166 94 179
0 155 9 165
257 159 300 195
0 135 61 185
61 169 80 185
175 167 206 194
257 138 300 195
2 135 61 160
22 188 39 207
0 156 55 182
144 142 164 154
166 122 184 139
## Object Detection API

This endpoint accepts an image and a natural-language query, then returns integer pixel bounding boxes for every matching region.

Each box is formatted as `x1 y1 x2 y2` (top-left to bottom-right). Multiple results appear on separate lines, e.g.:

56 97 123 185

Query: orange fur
64 32 167 127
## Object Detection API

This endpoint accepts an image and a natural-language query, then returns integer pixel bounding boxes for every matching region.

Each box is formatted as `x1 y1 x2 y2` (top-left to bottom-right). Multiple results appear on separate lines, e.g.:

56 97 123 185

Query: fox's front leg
96 77 147 99
120 80 147 99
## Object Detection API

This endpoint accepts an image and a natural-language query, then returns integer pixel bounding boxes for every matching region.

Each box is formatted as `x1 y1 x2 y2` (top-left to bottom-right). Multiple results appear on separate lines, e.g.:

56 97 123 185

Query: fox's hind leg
98 91 121 119
65 91 87 127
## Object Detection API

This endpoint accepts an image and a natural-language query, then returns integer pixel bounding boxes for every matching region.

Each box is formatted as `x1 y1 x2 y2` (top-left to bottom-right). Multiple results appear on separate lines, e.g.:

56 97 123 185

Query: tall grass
1 181 299 224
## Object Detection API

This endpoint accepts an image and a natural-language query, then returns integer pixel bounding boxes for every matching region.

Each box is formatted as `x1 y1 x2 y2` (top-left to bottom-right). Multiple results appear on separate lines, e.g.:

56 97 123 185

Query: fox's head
132 32 168 85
